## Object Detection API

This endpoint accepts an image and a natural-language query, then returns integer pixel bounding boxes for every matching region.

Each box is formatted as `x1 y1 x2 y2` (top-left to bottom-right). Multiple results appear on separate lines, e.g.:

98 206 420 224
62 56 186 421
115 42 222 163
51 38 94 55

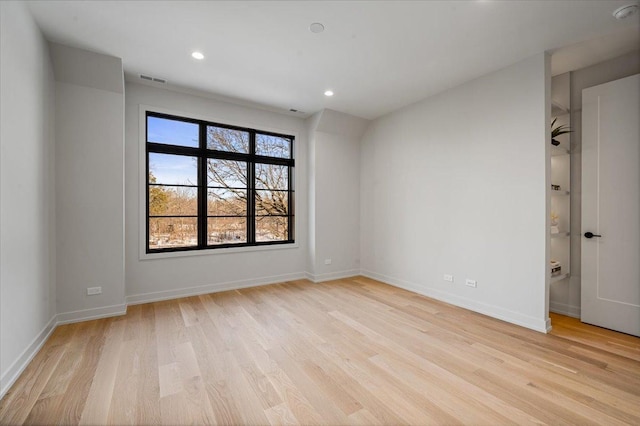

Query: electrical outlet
443 274 454 282
324 258 332 265
87 286 102 295
465 279 477 288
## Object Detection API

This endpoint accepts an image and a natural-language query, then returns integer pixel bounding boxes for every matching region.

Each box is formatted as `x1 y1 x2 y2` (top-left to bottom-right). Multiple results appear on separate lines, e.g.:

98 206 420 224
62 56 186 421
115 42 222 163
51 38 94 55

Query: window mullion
146 150 151 253
288 164 293 242
248 132 256 244
198 123 207 248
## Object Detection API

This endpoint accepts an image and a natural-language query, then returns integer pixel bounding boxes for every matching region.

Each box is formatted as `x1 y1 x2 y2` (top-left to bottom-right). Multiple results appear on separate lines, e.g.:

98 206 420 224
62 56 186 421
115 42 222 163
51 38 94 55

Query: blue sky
148 116 198 147
149 153 197 185
148 117 198 185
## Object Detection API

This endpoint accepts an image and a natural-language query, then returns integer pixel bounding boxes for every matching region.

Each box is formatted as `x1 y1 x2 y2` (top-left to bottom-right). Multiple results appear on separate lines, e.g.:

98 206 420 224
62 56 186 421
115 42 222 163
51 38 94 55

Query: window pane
147 116 199 147
256 216 288 242
149 217 198 248
255 164 287 190
149 185 198 216
255 190 288 216
207 159 247 189
208 217 247 245
149 153 197 185
256 134 291 158
208 188 246 216
207 126 249 153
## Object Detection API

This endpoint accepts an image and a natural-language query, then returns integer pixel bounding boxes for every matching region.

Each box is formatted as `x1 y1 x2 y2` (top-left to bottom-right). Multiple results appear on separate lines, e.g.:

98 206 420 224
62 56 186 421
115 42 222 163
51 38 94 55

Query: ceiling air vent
140 74 167 84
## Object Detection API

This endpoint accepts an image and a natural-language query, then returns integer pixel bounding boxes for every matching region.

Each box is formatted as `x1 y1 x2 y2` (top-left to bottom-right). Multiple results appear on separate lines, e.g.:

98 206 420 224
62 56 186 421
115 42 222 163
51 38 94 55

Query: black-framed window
146 111 294 253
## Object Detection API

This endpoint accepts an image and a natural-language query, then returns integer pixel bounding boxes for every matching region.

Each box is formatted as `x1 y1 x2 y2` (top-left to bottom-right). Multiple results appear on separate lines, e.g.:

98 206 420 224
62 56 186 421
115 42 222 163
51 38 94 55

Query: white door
581 74 640 337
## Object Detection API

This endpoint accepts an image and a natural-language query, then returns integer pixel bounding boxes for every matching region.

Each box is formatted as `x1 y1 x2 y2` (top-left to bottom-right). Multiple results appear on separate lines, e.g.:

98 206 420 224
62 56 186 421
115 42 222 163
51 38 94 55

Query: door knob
584 232 602 238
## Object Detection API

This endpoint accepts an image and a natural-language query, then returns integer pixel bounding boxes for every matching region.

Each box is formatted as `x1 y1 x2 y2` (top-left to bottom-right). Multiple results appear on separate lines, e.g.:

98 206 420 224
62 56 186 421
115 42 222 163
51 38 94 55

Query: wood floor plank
2 276 639 425
32 322 95 401
79 319 126 425
135 303 163 425
0 331 68 425
264 402 298 425
107 339 142 425
57 320 110 425
266 343 348 425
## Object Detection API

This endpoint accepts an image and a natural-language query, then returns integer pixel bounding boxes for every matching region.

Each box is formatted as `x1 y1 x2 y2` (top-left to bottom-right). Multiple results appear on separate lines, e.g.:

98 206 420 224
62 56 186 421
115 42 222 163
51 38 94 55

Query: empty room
1 1 639 424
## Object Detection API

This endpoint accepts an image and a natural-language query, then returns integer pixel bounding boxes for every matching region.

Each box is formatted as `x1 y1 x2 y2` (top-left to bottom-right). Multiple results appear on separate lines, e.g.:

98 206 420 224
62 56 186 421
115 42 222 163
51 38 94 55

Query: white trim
141 242 300 261
1 315 57 399
549 301 581 318
137 104 301 261
545 318 553 333
138 105 145 259
361 270 549 333
126 272 306 305
56 304 127 325
305 269 360 283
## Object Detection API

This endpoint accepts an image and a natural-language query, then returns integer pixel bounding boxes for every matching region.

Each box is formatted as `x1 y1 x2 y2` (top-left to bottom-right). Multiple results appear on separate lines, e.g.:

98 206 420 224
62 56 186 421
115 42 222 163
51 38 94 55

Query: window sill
139 242 299 261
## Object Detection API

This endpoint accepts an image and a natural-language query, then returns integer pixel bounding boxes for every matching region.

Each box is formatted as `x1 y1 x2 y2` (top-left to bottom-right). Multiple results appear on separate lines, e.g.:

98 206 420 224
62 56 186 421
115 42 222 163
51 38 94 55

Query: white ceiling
27 1 639 119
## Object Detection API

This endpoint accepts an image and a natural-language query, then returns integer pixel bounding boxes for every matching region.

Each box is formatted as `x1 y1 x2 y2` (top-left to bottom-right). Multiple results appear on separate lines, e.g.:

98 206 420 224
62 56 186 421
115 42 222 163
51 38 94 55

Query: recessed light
310 23 325 33
191 51 205 60
324 90 334 97
613 4 638 20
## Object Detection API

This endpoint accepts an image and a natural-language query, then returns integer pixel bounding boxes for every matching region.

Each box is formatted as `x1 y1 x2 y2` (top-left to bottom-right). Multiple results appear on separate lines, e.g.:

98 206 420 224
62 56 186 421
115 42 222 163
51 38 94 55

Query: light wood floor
1 277 639 425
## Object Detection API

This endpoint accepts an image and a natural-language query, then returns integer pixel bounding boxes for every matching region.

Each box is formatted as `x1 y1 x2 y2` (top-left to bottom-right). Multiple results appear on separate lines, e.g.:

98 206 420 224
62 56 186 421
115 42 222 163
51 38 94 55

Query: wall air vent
140 74 167 84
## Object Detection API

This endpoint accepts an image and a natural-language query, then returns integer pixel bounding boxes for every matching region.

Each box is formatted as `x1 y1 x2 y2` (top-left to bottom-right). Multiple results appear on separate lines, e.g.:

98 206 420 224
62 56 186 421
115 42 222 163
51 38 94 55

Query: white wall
50 43 125 321
306 112 321 277
307 109 368 281
49 43 125 94
0 1 56 394
55 79 126 320
360 53 550 332
124 83 308 303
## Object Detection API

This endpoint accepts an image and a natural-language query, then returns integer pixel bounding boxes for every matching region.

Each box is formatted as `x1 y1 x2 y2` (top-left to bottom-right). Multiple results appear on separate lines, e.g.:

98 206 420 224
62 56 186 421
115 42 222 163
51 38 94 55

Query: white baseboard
361 270 549 333
56 303 128 325
305 269 360 283
549 301 581 318
126 272 307 306
1 315 57 399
